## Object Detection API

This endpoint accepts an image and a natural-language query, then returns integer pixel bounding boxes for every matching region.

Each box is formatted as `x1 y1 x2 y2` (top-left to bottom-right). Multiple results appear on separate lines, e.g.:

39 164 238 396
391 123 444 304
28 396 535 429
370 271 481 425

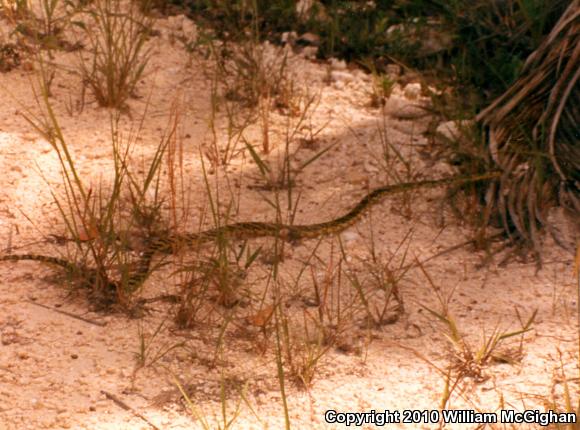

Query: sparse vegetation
75 0 153 108
0 0 577 428
186 1 569 107
19 68 174 309
422 294 536 382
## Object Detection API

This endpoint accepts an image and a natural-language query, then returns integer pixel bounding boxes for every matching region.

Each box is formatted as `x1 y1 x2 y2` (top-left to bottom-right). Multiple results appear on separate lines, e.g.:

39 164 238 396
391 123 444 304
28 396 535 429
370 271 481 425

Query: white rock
353 69 371 82
301 46 318 59
404 83 422 100
281 31 297 45
436 120 472 140
364 161 379 173
342 231 360 242
331 58 348 70
298 32 320 46
391 120 428 136
180 16 197 39
332 70 352 83
296 0 315 16
384 96 427 119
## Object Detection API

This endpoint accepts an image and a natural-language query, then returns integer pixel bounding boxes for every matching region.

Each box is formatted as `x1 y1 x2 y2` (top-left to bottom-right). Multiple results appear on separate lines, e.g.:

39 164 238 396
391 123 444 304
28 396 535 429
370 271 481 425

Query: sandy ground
0 10 579 430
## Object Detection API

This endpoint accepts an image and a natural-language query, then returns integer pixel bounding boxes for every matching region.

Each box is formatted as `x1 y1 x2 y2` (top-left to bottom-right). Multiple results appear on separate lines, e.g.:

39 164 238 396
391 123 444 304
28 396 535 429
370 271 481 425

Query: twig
7 225 13 254
136 294 180 305
27 300 107 327
101 390 161 430
402 233 504 271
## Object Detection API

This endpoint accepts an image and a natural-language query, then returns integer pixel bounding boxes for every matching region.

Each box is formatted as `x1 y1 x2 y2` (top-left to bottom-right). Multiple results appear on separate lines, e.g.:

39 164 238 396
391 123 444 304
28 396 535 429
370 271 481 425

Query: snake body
150 171 501 251
0 171 501 292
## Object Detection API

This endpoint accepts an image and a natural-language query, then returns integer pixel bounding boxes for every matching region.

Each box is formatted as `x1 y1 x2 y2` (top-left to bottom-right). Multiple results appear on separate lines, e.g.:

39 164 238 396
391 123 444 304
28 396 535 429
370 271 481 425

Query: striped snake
0 171 501 293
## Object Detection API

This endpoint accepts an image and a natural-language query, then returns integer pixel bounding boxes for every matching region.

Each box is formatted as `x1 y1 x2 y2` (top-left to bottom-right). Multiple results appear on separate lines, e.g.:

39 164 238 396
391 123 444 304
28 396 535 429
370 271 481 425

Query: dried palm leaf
477 0 579 253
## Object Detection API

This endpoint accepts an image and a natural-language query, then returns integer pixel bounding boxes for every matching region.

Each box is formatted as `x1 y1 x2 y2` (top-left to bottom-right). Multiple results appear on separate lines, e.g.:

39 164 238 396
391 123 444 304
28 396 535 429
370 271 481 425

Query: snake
0 171 501 294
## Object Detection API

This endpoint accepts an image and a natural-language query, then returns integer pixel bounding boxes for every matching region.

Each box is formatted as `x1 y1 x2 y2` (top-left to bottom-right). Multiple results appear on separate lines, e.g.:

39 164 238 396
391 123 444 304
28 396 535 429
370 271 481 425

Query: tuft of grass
202 69 253 168
274 243 358 389
419 262 536 382
244 89 325 190
189 0 298 45
350 107 419 219
342 229 412 329
196 0 292 112
173 153 260 328
74 0 152 109
173 369 254 430
368 72 396 108
0 0 30 21
134 318 184 371
276 301 330 389
20 64 173 309
308 244 362 355
222 39 290 111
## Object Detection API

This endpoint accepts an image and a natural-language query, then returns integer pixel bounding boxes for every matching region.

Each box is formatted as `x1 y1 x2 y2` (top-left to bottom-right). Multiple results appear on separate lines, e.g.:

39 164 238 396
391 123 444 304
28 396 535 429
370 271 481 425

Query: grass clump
419 263 536 382
189 0 299 42
19 66 173 310
75 0 153 109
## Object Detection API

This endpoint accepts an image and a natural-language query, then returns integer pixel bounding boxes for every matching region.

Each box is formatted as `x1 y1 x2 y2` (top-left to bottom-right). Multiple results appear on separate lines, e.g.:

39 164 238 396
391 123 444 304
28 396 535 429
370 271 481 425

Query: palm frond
477 0 579 251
